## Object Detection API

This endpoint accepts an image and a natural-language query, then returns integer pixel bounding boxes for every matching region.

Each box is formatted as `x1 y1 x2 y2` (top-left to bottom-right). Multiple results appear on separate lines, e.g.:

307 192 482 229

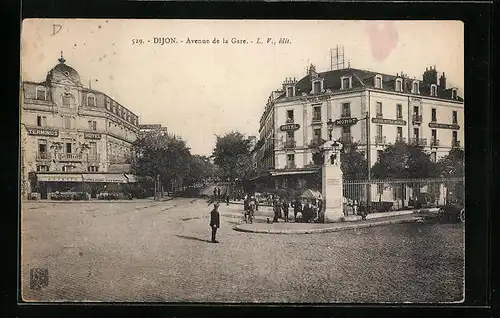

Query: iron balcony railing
283 140 296 149
409 138 428 146
452 140 461 148
56 153 85 161
375 135 387 145
36 152 51 161
412 114 423 124
285 163 297 169
395 136 406 143
430 139 440 147
286 118 294 123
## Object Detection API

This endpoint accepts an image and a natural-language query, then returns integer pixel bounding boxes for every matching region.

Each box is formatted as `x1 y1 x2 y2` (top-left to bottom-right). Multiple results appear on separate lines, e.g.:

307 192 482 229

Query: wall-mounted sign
334 118 358 126
280 123 300 131
139 124 161 129
26 127 59 137
84 132 102 139
371 118 407 126
428 122 460 130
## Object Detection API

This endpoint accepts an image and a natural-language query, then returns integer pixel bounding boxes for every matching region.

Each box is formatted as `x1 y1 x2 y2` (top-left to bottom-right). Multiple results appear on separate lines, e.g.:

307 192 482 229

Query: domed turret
45 52 82 86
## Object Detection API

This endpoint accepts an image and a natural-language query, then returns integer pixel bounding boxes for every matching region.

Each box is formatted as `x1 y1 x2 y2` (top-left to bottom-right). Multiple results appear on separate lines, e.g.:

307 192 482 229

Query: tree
340 143 368 180
212 131 253 181
371 141 440 180
437 148 464 178
185 155 217 186
130 130 192 190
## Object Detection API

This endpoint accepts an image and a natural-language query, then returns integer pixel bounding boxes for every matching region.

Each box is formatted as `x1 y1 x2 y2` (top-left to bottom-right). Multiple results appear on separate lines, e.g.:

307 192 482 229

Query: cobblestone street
21 198 464 303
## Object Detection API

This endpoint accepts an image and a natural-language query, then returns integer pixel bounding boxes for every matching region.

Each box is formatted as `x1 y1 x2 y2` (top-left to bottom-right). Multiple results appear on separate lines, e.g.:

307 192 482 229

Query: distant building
21 53 140 199
253 64 464 190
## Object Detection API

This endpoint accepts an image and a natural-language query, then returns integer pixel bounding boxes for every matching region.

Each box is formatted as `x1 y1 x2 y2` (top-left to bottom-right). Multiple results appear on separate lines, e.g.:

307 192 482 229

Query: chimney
439 72 446 89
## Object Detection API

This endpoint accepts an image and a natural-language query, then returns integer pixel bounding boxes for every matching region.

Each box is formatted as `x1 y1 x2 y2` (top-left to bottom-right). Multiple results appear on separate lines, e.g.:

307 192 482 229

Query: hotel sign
371 118 407 126
280 124 300 132
84 132 102 139
26 127 59 137
334 118 358 126
428 123 460 130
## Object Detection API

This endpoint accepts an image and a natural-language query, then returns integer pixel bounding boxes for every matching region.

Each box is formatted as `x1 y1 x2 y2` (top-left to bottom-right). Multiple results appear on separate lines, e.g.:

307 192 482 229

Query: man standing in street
210 203 220 243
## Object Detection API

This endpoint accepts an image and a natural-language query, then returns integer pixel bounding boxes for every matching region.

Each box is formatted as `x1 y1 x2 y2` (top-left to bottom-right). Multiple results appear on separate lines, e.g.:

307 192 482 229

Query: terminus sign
26 128 59 137
280 124 300 132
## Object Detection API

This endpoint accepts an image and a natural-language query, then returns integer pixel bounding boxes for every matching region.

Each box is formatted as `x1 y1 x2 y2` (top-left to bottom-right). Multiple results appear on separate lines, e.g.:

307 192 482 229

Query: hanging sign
84 132 102 139
280 124 300 131
371 118 407 126
428 123 460 130
334 118 358 126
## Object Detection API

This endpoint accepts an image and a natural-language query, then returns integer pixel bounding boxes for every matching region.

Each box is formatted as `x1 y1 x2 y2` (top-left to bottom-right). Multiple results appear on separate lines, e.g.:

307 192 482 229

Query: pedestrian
292 198 302 222
213 187 217 200
282 199 289 222
217 188 221 199
226 193 230 206
210 203 220 243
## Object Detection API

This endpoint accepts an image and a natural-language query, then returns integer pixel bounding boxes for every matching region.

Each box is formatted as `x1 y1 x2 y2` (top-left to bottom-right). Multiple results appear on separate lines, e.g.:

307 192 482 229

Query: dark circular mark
98 25 102 29
74 43 77 47
79 252 83 256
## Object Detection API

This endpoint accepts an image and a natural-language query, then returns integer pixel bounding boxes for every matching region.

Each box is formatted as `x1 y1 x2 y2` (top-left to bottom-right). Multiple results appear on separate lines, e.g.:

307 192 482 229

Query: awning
37 173 83 182
82 174 107 182
103 174 128 183
125 174 138 183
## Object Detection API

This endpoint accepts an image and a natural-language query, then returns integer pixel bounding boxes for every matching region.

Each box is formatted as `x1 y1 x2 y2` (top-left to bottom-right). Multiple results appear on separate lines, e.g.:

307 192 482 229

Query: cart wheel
437 208 445 222
459 209 465 223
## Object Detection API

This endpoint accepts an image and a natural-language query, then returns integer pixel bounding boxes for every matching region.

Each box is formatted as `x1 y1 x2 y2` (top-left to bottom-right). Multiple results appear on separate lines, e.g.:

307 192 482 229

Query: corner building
20 54 140 199
255 64 464 189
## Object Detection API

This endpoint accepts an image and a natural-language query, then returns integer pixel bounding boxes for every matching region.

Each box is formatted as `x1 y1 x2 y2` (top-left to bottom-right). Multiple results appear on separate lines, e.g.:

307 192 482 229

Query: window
395 79 403 92
88 166 99 172
65 142 72 154
36 88 46 100
341 77 350 90
452 131 458 142
37 116 42 127
413 128 419 140
413 106 419 116
287 154 295 164
63 116 72 129
286 86 294 97
342 103 351 117
36 165 49 172
376 102 383 117
62 93 71 106
452 111 458 124
376 125 383 139
412 81 419 94
62 165 76 172
38 139 47 156
377 150 383 161
431 84 437 96
396 127 403 142
89 142 97 158
396 104 403 119
87 95 95 107
287 110 294 122
375 75 382 88
106 99 111 110
313 106 321 121
342 125 351 142
92 121 97 130
431 108 437 122
431 129 437 142
452 89 457 99
377 183 384 195
313 81 321 94
313 128 322 141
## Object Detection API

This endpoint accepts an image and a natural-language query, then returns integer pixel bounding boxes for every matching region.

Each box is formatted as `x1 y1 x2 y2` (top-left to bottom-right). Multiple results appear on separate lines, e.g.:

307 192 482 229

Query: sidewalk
22 196 176 204
233 214 425 234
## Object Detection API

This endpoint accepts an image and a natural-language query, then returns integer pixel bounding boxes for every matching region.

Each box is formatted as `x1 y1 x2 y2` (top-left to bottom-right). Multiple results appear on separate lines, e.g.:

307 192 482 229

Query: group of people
272 197 323 223
212 186 231 206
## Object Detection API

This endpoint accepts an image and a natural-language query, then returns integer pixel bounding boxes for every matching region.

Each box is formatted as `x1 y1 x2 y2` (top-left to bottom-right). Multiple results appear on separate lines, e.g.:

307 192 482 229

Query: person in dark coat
292 198 302 222
217 188 221 199
210 203 220 243
273 198 280 222
226 193 230 206
213 187 218 200
282 199 290 222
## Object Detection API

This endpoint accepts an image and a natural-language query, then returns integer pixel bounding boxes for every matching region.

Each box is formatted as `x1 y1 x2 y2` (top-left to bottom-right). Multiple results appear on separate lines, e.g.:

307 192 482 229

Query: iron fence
342 177 464 215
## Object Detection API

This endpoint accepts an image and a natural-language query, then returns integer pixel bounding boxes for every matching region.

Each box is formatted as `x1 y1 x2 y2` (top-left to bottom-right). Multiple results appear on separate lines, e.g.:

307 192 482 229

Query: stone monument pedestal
320 140 344 223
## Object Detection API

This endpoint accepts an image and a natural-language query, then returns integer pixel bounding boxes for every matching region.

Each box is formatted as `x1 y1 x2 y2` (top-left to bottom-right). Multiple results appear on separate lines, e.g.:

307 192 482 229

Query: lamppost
327 119 334 141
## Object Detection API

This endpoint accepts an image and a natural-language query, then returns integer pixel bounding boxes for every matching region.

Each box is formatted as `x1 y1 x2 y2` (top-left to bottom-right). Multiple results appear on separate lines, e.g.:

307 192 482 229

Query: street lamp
327 118 334 141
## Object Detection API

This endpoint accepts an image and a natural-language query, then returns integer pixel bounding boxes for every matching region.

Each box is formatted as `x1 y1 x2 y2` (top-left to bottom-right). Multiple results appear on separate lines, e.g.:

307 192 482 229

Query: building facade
20 54 140 199
254 64 464 189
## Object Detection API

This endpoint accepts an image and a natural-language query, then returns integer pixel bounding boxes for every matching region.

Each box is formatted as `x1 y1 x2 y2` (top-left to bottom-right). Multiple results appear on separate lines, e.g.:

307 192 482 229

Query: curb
233 216 423 234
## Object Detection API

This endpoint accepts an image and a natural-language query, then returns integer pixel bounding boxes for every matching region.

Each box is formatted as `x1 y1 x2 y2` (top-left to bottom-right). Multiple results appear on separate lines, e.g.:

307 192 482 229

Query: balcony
395 136 406 143
283 140 296 149
285 163 297 169
36 152 52 161
412 114 423 124
56 153 85 162
452 140 461 148
409 138 427 146
340 134 353 144
311 117 322 124
341 113 352 118
374 135 387 145
430 139 440 147
285 118 294 124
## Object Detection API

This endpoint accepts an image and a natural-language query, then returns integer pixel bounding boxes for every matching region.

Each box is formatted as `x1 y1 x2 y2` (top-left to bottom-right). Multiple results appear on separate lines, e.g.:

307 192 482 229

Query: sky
21 19 463 156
